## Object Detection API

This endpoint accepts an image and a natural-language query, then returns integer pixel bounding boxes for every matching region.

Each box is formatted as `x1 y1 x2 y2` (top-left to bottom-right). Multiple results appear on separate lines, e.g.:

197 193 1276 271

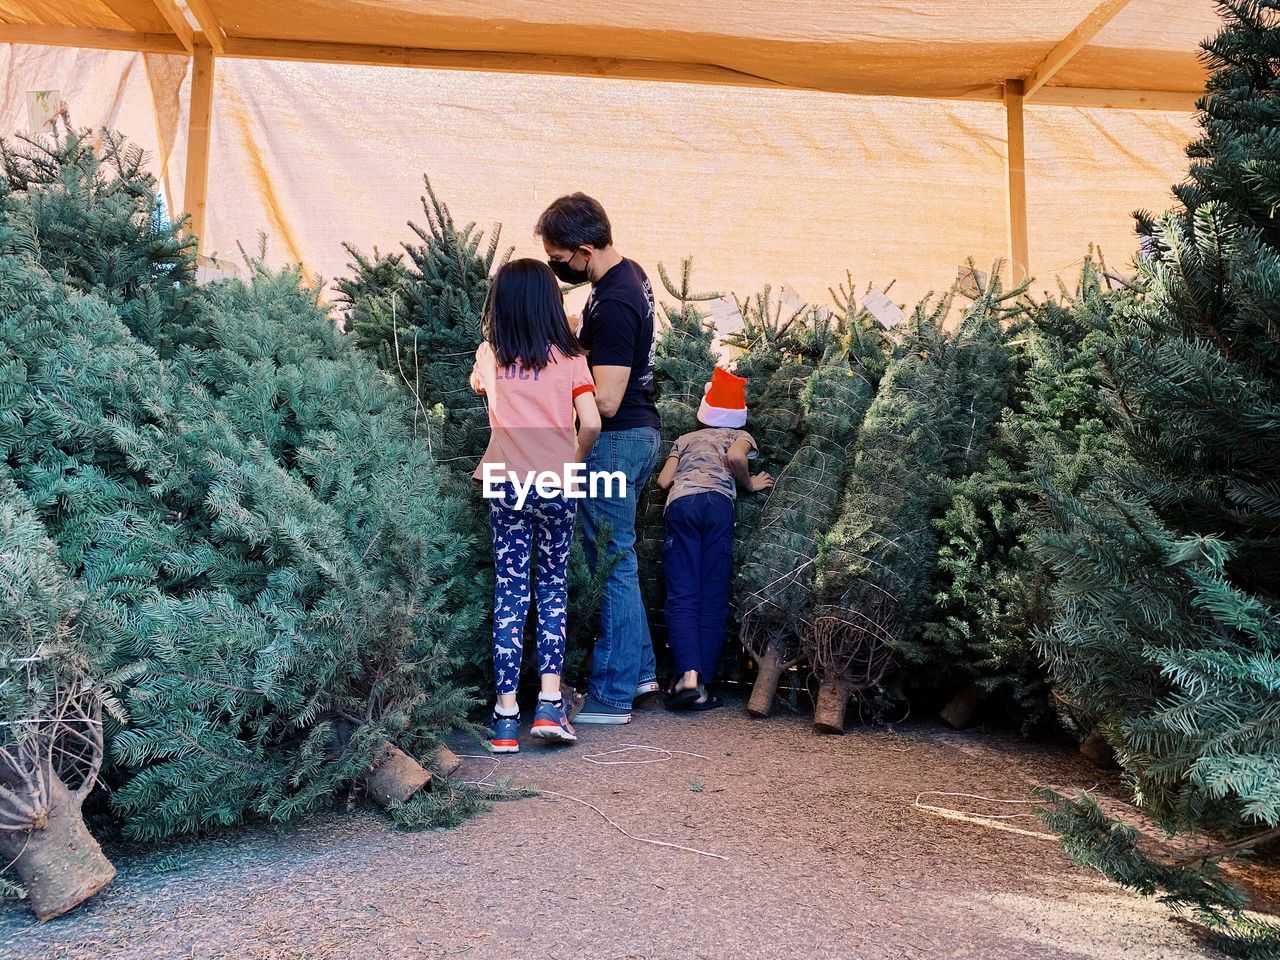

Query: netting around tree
737 352 880 714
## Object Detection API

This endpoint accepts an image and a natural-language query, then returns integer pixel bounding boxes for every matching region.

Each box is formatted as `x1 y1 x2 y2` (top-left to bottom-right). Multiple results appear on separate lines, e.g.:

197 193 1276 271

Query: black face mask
548 254 590 285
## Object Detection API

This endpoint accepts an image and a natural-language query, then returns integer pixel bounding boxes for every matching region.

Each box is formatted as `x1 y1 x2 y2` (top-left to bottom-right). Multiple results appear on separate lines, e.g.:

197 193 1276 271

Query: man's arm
584 298 640 420
592 365 631 419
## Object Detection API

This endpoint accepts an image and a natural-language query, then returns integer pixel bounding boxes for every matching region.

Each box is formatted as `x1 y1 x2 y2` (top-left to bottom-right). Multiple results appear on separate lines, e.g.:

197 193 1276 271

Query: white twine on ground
453 754 501 788
912 790 1059 842
537 789 729 861
581 743 712 766
453 744 727 860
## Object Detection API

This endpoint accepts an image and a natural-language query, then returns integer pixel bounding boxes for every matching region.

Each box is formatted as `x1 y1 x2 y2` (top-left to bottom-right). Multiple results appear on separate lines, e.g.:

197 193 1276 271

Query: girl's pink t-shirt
470 342 596 487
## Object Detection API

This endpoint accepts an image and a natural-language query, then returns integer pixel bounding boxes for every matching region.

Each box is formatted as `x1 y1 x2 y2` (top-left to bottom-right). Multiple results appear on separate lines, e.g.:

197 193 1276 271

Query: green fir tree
1034 4 1280 951
923 258 1121 732
0 127 481 842
809 274 1023 731
339 179 508 468
737 310 885 716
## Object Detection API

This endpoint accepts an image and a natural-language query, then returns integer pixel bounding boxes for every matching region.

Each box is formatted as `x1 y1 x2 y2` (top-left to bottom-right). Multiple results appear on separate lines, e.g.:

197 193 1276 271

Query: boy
655 367 774 710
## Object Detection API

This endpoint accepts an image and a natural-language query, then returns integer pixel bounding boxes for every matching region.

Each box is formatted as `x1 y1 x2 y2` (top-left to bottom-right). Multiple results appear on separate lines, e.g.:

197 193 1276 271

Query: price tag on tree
709 295 743 330
860 287 905 329
780 284 807 313
956 263 987 299
27 90 62 136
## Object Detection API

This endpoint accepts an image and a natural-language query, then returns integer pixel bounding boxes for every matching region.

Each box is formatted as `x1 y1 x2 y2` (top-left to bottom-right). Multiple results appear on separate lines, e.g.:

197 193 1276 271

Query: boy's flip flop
686 689 724 711
667 684 723 712
665 686 702 710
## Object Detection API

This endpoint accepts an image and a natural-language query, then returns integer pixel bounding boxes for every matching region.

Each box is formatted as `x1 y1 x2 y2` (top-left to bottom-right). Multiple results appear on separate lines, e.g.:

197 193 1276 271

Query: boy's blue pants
662 491 735 680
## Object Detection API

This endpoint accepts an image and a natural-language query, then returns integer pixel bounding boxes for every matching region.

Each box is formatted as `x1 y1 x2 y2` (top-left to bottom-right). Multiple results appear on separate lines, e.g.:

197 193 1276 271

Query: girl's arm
728 438 774 493
656 455 679 491
470 344 487 393
574 392 602 463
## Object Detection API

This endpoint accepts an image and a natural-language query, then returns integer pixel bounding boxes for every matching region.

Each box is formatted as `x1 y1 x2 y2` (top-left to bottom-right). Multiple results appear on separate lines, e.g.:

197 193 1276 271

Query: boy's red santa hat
697 366 748 429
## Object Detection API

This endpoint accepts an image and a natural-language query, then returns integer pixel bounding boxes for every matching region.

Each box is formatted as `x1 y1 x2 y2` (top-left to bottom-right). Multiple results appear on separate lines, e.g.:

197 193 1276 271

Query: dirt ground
0 698 1239 960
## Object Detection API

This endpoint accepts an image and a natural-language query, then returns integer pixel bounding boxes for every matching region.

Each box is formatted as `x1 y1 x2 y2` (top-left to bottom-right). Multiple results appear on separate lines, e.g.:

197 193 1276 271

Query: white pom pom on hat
696 366 748 429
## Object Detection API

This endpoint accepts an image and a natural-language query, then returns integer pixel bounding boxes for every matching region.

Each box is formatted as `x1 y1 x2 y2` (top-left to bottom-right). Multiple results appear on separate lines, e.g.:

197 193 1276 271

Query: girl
470 259 600 752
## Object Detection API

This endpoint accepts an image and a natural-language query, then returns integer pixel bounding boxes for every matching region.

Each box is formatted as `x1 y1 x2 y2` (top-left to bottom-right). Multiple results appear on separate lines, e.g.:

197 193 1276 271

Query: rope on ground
912 790 1060 842
537 789 729 861
453 754 501 787
453 744 727 860
581 743 712 765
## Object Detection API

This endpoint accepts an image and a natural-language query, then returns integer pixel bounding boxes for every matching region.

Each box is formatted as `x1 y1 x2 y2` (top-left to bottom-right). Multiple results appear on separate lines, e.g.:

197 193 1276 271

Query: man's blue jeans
579 426 661 710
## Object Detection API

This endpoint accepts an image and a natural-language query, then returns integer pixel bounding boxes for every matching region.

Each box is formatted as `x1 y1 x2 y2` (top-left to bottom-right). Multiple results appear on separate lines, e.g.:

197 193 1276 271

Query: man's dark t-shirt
579 258 661 433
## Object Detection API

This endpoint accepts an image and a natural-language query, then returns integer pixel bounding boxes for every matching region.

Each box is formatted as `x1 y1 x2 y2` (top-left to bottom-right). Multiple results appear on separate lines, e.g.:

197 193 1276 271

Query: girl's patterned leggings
488 486 577 696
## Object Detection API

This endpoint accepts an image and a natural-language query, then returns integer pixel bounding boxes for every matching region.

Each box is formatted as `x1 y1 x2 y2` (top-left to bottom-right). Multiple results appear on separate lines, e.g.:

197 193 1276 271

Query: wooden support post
184 39 215 249
1004 78 1029 286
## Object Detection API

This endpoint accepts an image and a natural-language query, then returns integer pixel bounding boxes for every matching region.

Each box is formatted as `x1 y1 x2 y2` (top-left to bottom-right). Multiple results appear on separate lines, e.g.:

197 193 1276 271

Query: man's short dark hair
535 193 613 250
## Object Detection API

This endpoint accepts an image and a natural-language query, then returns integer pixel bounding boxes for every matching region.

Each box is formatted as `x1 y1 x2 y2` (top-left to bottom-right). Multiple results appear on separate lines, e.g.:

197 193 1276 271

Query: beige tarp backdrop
2 36 1200 321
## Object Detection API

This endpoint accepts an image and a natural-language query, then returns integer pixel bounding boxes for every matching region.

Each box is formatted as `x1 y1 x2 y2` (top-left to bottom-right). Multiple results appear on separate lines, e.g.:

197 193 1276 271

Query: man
537 193 661 724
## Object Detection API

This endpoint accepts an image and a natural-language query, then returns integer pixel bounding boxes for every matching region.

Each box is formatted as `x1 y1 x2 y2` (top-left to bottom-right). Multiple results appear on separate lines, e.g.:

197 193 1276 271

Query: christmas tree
0 126 479 848
724 289 851 630
108 260 484 839
809 275 1022 733
0 125 196 351
808 301 953 730
737 333 883 717
877 266 1025 691
1033 3 1280 951
923 258 1120 732
724 289 832 510
339 179 507 468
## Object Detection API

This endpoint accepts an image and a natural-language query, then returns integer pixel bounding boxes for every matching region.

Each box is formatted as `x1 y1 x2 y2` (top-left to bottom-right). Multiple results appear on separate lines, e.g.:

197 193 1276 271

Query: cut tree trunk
2 773 115 921
747 642 788 718
813 677 852 734
1079 730 1119 769
363 742 432 808
939 682 985 730
432 745 463 777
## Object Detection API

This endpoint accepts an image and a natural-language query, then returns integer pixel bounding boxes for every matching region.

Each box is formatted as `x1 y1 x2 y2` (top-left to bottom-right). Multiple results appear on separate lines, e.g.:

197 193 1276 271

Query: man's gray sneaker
575 695 633 724
633 679 662 705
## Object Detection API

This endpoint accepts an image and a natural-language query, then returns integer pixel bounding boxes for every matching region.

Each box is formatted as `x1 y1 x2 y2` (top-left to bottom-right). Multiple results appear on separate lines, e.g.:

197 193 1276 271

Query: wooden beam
183 40 215 248
149 0 194 52
0 24 186 54
221 36 800 91
1004 79 1030 287
0 25 1197 112
1028 86 1201 111
1024 0 1135 97
183 0 226 54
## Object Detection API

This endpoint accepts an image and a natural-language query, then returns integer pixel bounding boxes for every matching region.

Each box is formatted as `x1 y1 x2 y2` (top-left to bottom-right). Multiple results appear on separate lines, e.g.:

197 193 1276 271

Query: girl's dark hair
482 258 583 369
